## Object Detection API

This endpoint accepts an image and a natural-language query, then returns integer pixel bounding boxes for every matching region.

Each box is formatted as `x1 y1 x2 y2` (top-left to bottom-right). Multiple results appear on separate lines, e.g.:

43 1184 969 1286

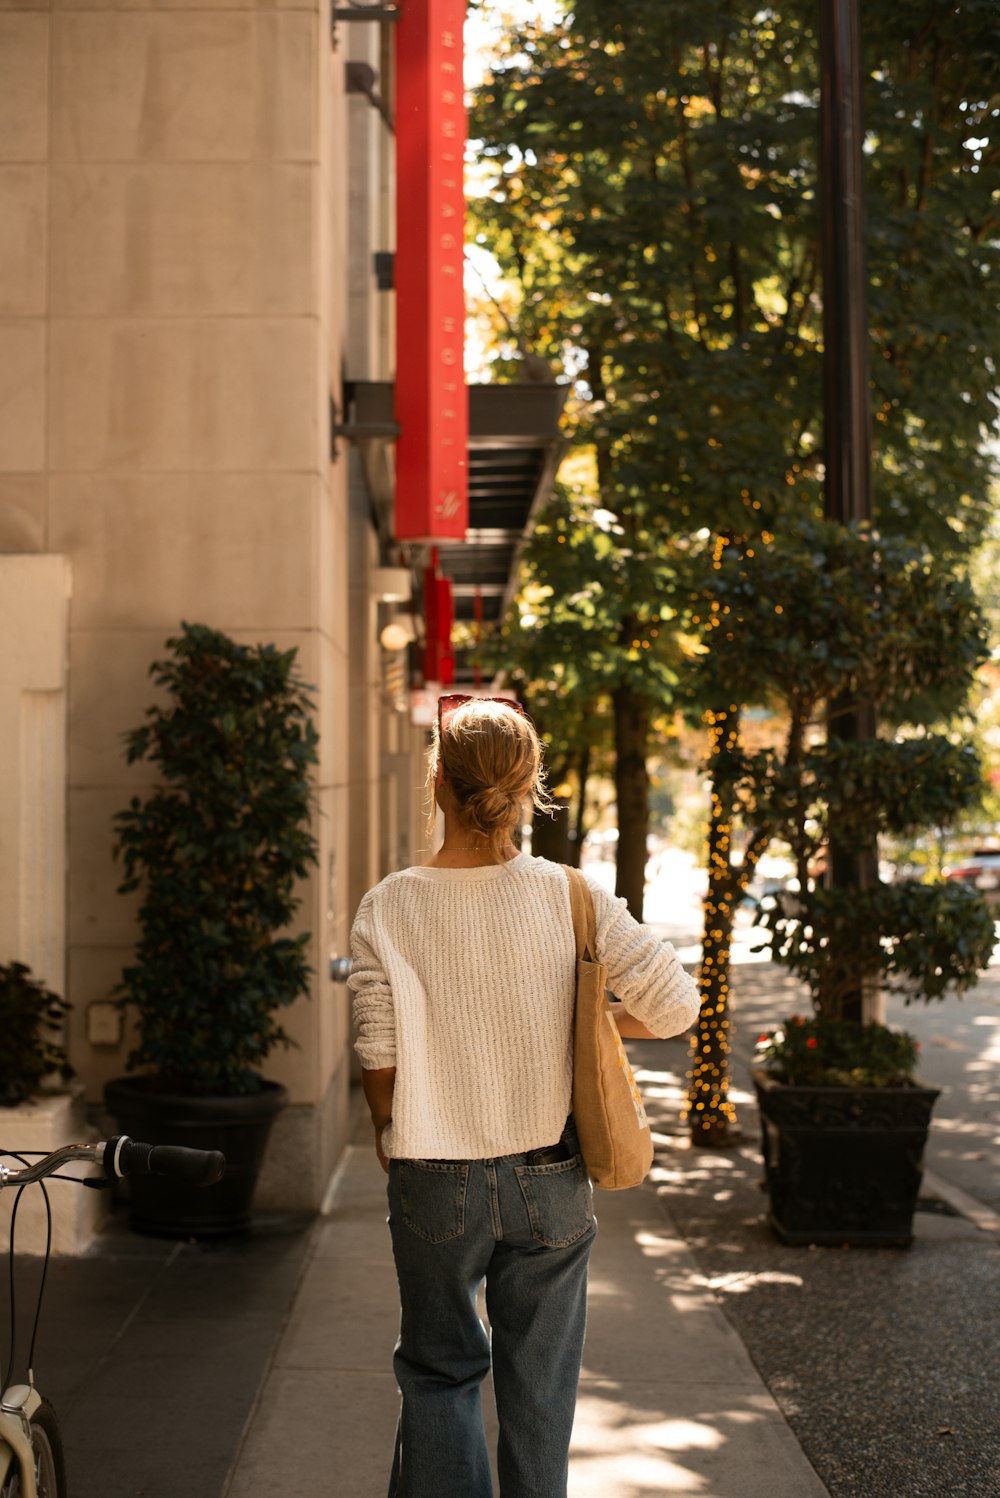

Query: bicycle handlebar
104 1137 226 1187
0 1138 225 1189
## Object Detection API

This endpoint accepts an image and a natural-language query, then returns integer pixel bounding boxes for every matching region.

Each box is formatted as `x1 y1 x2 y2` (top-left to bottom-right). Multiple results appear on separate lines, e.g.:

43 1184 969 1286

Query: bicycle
0 1136 225 1498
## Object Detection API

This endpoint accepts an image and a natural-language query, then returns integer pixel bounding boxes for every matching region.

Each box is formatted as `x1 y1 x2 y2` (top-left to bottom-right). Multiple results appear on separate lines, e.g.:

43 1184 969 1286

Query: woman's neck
424 819 519 868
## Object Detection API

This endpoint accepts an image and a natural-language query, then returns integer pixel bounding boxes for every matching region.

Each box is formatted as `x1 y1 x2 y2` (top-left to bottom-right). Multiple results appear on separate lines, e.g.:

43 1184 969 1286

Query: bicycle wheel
0 1398 66 1498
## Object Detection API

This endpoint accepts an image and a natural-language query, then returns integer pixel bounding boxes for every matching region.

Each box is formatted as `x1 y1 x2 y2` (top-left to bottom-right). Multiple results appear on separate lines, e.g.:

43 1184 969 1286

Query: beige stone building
0 2 565 1228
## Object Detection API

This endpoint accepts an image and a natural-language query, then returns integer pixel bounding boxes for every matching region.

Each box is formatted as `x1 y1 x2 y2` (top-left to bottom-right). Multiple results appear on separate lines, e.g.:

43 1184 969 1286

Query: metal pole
819 0 878 1025
819 0 872 529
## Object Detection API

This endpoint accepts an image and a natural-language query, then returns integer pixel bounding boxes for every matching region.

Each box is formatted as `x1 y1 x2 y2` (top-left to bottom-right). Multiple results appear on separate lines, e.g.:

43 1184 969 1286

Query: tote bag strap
564 865 598 963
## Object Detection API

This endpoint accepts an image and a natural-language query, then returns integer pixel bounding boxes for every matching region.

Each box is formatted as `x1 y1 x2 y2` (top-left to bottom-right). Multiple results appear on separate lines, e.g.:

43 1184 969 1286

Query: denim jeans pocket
515 1154 594 1248
395 1161 469 1244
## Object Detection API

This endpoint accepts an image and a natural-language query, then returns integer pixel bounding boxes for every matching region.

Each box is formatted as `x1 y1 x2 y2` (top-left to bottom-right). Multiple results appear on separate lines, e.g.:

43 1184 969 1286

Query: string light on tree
683 686 746 1142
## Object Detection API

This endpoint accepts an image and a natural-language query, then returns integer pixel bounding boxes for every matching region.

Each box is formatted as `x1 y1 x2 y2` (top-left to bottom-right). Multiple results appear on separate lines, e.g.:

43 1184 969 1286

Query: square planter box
0 1089 107 1255
752 1067 940 1247
104 1076 286 1237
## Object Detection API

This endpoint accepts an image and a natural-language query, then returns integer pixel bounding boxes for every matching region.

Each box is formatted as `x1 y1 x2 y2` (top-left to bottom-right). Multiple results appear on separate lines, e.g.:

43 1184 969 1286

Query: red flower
806 1037 818 1049
757 1034 770 1044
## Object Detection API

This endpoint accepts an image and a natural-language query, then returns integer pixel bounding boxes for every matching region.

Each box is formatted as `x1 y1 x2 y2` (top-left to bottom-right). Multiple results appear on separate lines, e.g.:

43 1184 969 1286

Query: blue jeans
386 1120 596 1498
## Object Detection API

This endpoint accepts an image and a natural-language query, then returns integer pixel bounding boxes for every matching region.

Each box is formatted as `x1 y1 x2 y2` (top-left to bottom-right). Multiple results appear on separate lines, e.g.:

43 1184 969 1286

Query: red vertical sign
422 559 455 686
394 0 468 543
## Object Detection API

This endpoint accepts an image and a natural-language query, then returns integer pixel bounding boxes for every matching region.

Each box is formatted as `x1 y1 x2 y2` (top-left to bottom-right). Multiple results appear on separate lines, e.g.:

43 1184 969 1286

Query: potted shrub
691 518 995 1243
0 965 104 1254
0 963 73 1107
751 850 994 1246
753 1016 939 1247
106 623 319 1236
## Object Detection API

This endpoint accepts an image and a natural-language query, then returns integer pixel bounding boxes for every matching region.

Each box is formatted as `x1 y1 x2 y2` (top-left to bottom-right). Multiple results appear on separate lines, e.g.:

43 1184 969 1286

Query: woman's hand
362 1066 396 1174
611 1003 659 1040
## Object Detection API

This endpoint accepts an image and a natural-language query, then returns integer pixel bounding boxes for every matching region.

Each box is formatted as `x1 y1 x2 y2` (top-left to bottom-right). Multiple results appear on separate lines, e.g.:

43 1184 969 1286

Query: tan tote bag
564 866 654 1190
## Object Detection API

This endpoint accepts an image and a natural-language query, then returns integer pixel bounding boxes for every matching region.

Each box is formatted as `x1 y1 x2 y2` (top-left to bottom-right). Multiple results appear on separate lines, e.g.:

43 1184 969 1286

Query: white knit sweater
349 852 700 1160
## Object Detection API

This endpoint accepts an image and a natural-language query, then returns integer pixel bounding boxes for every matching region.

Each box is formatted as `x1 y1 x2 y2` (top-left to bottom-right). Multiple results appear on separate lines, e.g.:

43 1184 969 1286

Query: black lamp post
819 0 878 1024
819 0 871 530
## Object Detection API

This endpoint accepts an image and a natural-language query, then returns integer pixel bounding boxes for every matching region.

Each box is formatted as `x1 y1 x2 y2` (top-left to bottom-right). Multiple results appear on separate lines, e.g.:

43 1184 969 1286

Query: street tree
471 0 1000 1136
498 485 680 896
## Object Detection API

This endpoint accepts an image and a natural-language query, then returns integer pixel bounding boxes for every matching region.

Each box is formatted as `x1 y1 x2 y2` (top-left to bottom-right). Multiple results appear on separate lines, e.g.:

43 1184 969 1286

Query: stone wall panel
0 15 48 162
0 321 45 471
48 318 319 472
50 163 316 316
0 476 47 551
49 473 320 627
52 13 315 162
0 167 47 313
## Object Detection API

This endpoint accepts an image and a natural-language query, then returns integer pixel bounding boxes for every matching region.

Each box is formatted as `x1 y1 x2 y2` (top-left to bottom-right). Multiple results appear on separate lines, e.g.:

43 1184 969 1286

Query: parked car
943 849 1000 906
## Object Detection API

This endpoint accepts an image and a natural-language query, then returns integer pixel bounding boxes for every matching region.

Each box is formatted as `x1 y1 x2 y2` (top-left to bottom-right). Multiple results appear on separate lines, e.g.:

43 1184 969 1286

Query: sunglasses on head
437 693 526 735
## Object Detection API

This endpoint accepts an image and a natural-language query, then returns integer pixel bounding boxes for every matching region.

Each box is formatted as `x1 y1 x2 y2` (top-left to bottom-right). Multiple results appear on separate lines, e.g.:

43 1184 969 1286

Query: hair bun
461 783 520 835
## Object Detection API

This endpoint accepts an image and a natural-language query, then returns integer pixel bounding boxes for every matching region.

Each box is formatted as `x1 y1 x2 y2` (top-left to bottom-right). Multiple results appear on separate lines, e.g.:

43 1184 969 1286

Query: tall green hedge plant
113 624 320 1097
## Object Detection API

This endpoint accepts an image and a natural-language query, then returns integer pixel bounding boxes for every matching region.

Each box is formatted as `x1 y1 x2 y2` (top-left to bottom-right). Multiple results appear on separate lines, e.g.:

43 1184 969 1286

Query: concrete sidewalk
223 1138 830 1498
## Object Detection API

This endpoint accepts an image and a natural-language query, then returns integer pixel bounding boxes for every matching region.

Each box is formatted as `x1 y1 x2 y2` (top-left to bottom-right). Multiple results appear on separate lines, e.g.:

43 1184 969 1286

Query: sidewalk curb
921 1169 1000 1240
218 1213 325 1498
574 1173 833 1496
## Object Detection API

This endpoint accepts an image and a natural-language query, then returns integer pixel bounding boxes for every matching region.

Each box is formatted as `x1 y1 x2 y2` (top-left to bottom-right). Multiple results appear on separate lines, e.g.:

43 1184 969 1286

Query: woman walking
349 696 699 1498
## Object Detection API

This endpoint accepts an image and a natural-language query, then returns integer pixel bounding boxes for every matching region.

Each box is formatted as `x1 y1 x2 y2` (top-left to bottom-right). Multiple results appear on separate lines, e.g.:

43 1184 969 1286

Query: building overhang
339 379 569 629
442 382 569 627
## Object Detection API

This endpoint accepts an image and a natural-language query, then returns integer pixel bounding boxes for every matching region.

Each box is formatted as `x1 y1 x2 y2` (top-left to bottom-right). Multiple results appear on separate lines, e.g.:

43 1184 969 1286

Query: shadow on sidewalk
0 1208 315 1498
222 1093 828 1498
630 963 1000 1498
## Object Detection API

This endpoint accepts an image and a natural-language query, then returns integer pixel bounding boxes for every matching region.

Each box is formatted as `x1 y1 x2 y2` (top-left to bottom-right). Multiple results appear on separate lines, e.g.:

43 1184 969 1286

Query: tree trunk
567 743 591 869
612 686 650 919
825 701 879 1023
532 798 572 863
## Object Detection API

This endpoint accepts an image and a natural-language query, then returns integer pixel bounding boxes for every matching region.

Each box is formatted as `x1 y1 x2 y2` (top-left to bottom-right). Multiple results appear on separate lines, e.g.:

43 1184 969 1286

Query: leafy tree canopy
470 0 999 555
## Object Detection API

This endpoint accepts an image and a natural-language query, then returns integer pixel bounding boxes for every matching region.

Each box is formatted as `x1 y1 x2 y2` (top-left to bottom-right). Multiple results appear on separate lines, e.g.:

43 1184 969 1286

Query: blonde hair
426 699 552 863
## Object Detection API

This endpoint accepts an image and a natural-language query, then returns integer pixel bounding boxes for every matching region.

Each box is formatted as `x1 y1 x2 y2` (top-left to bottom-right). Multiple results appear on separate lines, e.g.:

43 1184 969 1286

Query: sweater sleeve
348 893 397 1069
588 878 701 1038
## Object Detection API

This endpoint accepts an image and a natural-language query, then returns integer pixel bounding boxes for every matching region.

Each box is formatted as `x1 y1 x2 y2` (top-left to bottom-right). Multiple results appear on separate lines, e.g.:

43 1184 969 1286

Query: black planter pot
752 1067 940 1248
104 1076 288 1238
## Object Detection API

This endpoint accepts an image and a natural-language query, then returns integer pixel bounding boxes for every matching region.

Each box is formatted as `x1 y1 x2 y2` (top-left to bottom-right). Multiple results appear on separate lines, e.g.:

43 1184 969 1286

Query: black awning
339 380 568 686
437 383 568 628
340 379 568 628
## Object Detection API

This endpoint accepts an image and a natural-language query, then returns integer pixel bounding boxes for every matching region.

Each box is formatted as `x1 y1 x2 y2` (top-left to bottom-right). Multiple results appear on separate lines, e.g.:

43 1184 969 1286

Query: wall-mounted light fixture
372 567 411 602
380 616 416 652
345 61 393 131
